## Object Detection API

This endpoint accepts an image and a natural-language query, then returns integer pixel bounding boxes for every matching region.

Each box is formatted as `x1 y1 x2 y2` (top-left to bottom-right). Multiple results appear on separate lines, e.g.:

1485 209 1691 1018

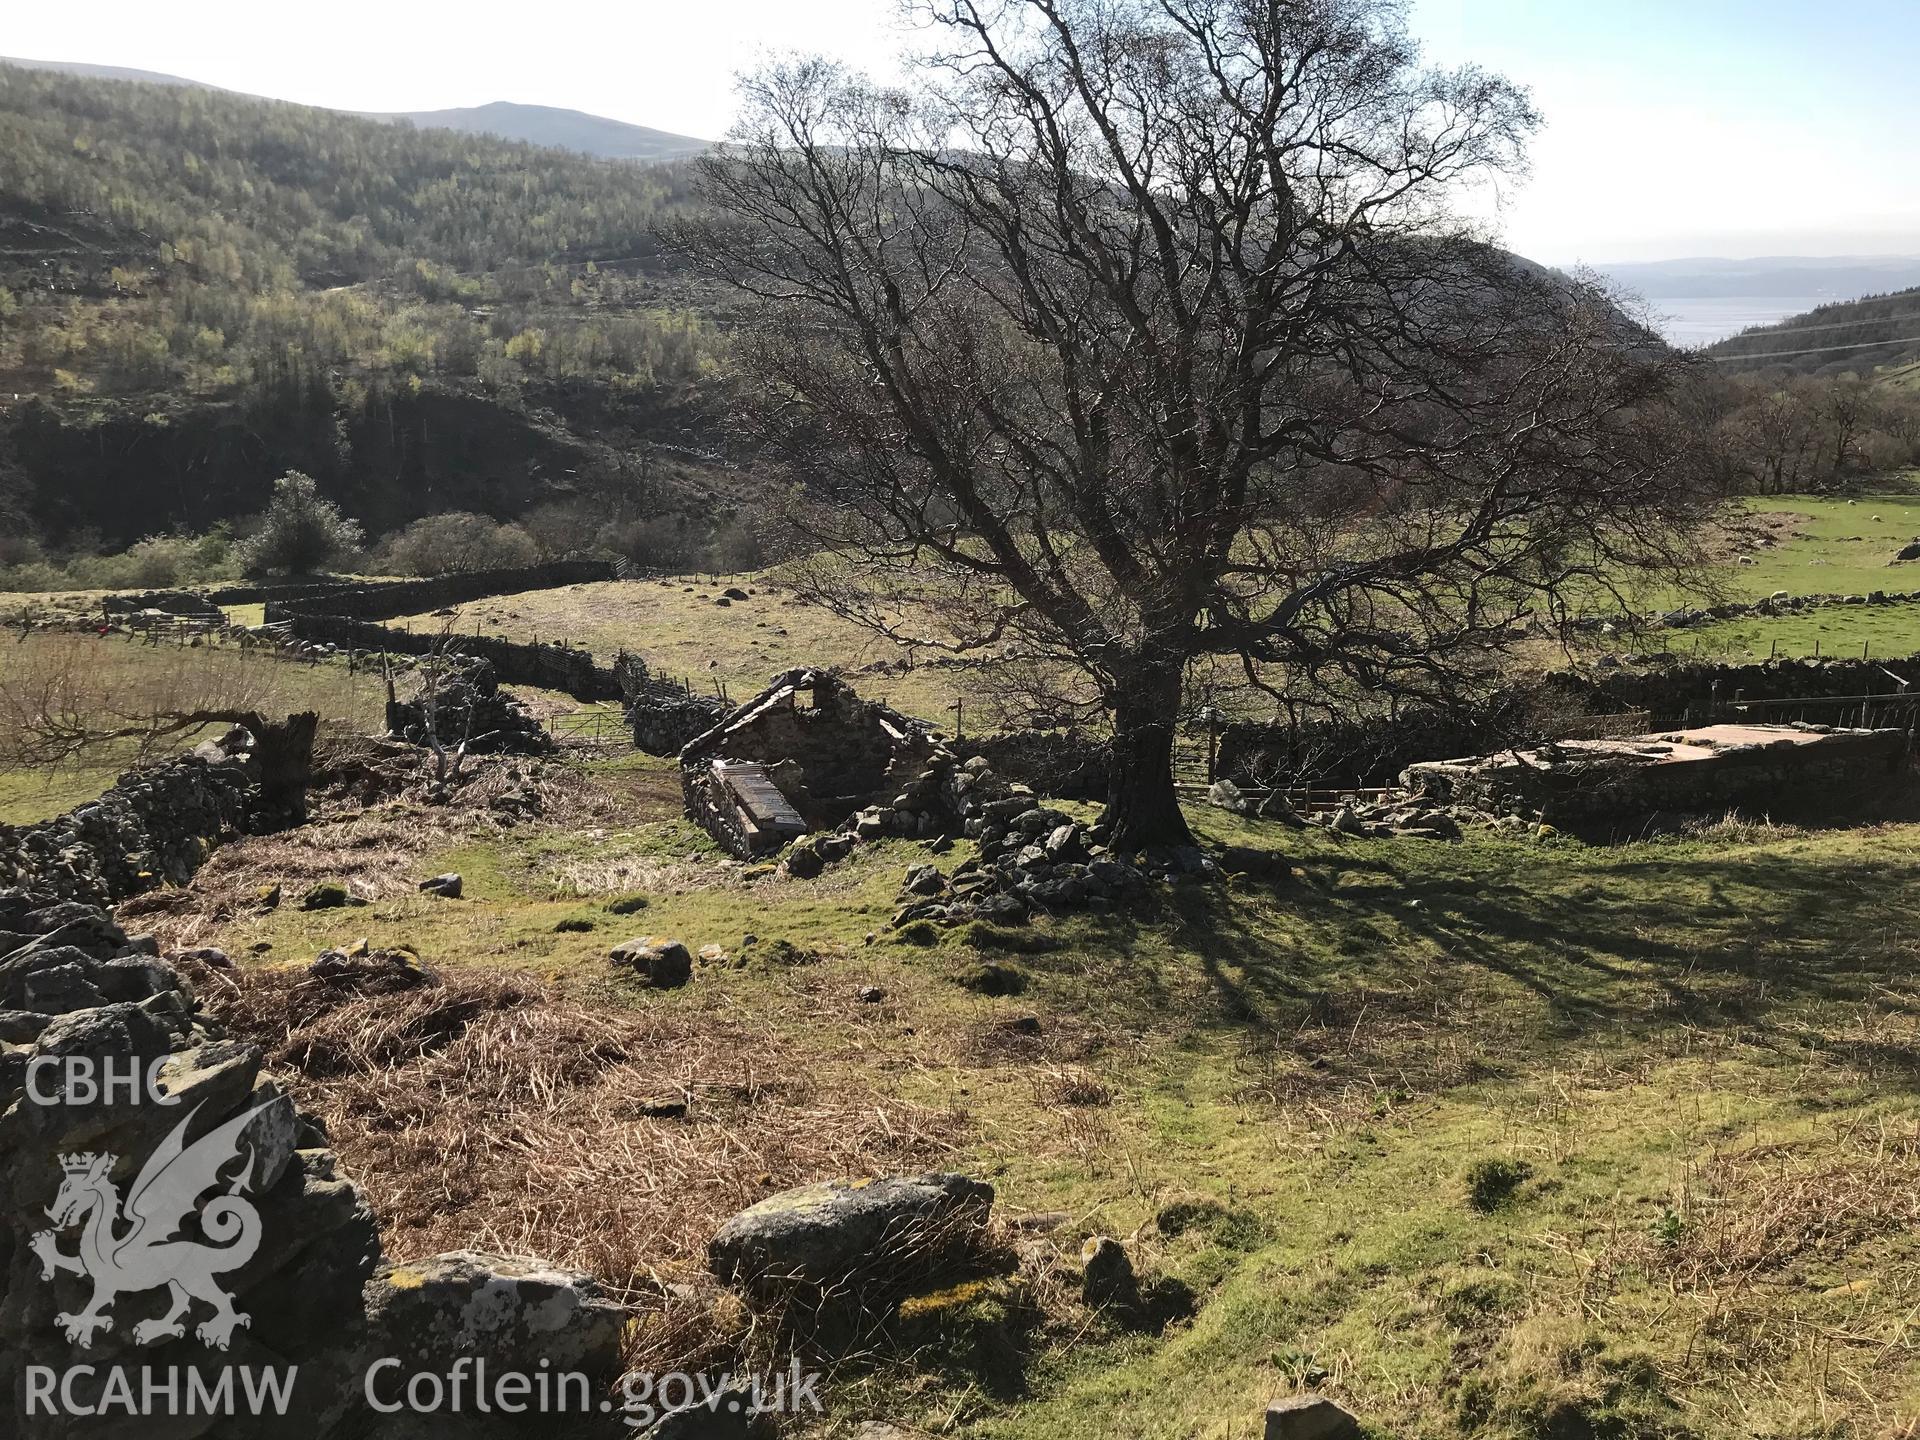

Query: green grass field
1661 489 1920 660
382 492 1920 699
161 755 1920 1440
1720 491 1920 600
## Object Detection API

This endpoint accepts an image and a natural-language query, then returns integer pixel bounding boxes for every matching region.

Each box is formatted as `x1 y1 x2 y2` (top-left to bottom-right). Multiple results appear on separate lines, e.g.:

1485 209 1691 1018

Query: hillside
0 56 210 88
0 64 744 550
1703 285 1920 374
2 56 712 160
369 101 709 161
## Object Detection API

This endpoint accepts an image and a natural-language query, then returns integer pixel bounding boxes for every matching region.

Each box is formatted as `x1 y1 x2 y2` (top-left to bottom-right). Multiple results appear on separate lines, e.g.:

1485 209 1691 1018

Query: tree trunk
243 710 319 830
1102 657 1193 852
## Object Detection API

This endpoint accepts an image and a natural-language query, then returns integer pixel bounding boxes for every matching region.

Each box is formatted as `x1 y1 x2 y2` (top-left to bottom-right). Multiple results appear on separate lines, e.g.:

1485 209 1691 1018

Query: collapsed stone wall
384 659 556 757
263 560 616 624
952 730 1110 801
0 896 625 1438
0 719 318 909
101 590 225 621
1628 586 1920 633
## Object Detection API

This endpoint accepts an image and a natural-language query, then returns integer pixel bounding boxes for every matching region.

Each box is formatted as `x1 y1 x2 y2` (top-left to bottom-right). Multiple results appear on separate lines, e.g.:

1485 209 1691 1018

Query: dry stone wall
1220 658 1920 789
613 653 728 756
1 751 261 909
951 730 1110 801
262 560 617 624
280 612 619 701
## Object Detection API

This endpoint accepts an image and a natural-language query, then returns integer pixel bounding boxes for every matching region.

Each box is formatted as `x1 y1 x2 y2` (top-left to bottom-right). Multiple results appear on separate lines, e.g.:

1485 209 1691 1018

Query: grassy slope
191 754 1920 1439
394 576 975 722
1672 490 1920 661
384 495 1920 693
9 610 1918 1433
1721 493 1920 599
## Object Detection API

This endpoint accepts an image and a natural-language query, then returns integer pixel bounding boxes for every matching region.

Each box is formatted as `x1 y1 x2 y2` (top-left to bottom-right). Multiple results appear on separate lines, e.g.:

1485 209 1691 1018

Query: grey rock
1044 824 1085 862
1207 779 1249 813
609 937 694 988
709 1173 994 1299
902 864 948 897
365 1250 626 1377
1329 804 1368 837
781 844 825 880
171 945 234 970
640 1385 763 1438
418 872 463 898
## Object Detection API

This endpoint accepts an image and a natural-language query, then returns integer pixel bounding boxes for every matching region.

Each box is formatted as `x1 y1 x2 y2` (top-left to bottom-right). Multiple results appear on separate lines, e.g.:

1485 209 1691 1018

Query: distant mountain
1599 255 1920 301
1702 285 1920 374
0 56 210 88
1 57 710 162
364 101 708 162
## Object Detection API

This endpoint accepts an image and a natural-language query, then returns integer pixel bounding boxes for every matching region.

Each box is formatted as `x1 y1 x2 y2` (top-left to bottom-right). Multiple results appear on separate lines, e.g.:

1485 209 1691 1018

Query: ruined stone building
680 669 941 857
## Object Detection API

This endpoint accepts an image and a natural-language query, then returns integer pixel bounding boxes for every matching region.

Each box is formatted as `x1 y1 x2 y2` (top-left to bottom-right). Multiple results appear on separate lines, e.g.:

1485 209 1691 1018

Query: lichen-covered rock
302 880 356 910
363 1250 626 1376
709 1173 995 1303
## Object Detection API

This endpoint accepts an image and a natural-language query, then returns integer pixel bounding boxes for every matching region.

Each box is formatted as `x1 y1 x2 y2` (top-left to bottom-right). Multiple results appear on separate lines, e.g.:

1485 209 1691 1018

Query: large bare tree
684 0 1710 848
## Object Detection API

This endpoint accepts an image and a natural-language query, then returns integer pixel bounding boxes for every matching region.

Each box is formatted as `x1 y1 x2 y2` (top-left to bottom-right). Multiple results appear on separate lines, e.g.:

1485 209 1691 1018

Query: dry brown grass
1034 1066 1115 1108
1633 1118 1920 1289
209 965 971 1334
118 749 629 950
0 630 386 769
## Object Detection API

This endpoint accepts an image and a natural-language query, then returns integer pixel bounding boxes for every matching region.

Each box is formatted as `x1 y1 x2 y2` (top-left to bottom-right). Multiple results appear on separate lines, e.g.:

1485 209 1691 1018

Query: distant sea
1652 297 1834 348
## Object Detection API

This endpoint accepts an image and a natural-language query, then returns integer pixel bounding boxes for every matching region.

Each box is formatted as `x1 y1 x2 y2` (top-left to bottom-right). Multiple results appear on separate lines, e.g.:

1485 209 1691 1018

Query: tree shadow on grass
1134 820 1920 1080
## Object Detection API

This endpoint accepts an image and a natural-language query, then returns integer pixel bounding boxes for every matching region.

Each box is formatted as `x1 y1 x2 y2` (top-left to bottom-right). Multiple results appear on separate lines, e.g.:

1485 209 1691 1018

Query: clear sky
6 0 1917 266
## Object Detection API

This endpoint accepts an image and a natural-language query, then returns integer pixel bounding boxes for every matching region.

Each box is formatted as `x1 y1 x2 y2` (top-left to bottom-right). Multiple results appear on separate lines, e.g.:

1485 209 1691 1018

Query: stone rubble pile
1209 778 1472 841
384 656 555 757
101 589 227 622
1306 796 1466 841
774 747 1010 880
889 801 1178 927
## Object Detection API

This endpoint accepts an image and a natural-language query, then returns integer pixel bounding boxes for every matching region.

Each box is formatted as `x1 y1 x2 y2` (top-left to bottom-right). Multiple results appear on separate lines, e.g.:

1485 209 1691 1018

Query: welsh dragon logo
31 1099 282 1351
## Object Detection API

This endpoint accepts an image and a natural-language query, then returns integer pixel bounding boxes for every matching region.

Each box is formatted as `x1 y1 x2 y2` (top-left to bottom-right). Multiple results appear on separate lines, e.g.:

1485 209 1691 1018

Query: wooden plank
713 761 808 836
